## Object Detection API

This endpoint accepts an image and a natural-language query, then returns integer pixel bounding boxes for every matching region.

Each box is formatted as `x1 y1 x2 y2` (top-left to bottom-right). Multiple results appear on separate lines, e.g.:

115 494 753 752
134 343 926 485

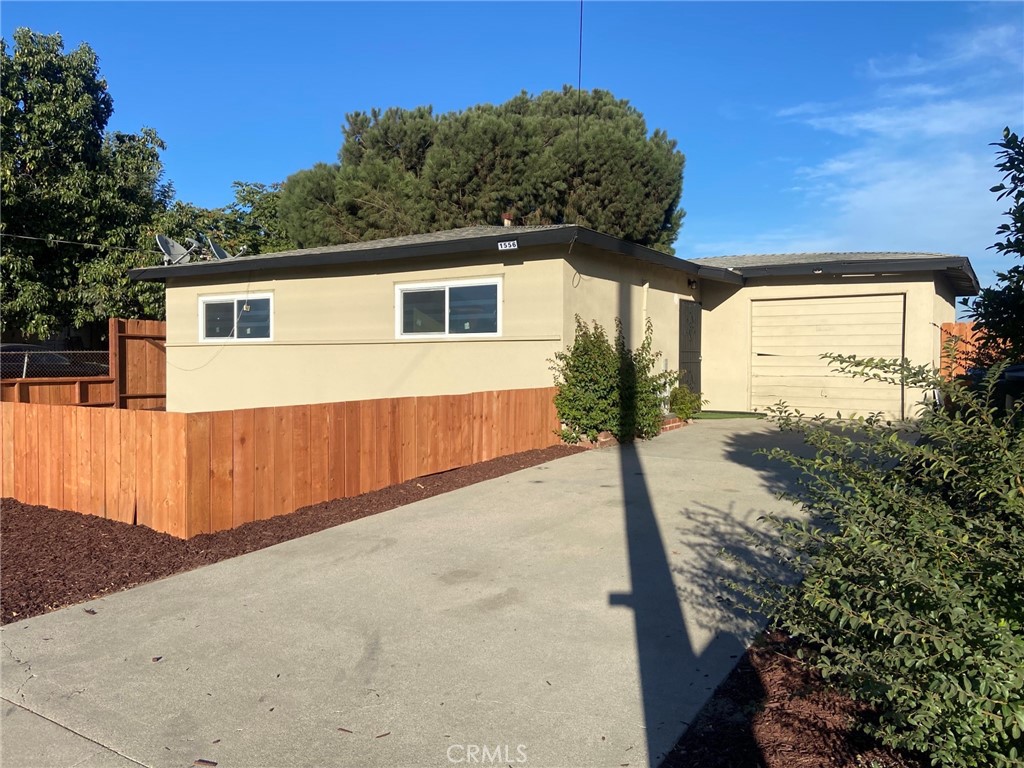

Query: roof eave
734 257 980 296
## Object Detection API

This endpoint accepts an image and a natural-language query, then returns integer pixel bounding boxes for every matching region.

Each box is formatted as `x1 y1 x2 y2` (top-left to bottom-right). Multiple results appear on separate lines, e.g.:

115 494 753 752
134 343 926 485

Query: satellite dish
155 234 197 265
206 237 249 259
209 240 230 260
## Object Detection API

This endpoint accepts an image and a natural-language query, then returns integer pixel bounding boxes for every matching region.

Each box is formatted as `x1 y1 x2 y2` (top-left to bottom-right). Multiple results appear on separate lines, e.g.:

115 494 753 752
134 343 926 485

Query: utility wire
0 231 164 256
574 0 584 224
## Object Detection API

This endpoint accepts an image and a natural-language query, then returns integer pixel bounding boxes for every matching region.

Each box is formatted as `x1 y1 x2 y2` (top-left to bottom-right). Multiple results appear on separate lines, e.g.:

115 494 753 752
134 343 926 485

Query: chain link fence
0 347 110 379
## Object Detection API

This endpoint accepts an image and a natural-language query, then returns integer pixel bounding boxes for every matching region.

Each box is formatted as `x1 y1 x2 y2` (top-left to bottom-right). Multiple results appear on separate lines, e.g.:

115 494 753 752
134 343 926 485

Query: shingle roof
691 251 955 268
129 224 743 285
691 251 980 295
229 224 573 263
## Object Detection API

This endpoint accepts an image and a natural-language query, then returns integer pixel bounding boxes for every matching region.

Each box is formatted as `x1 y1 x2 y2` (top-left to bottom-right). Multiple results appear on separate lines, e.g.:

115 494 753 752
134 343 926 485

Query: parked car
953 362 1024 419
0 344 109 379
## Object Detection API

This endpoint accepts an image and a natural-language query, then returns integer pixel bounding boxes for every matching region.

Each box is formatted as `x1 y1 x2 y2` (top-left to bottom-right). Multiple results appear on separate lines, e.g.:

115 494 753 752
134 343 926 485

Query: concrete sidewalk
2 419 804 768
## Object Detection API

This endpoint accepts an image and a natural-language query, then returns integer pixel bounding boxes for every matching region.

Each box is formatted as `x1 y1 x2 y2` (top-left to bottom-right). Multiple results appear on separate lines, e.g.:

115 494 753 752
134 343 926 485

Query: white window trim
198 292 274 343
394 277 503 339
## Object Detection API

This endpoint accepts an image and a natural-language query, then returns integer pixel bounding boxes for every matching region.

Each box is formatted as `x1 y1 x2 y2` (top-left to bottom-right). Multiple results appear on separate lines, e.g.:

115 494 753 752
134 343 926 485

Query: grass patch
693 410 764 420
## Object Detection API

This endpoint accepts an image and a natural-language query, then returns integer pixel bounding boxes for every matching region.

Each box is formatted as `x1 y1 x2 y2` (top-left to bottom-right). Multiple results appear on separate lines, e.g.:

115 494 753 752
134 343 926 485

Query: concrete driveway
1 419 804 768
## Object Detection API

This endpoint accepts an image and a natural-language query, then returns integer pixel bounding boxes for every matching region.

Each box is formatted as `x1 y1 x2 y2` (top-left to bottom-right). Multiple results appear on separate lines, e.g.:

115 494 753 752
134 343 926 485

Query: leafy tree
0 28 171 338
967 127 1024 364
278 162 346 248
226 181 292 254
278 88 686 253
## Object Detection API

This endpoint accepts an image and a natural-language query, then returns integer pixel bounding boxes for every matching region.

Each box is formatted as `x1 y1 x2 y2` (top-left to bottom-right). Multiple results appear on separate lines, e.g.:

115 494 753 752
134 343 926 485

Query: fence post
109 317 122 409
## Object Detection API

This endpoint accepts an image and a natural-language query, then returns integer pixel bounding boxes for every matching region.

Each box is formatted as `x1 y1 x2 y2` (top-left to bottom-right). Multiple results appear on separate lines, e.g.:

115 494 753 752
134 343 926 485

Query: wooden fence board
328 402 348 500
167 412 189 538
231 409 255 527
23 405 40 505
356 400 376 494
35 406 52 507
209 410 234 533
308 403 331 505
415 396 435 477
373 398 393 491
116 412 136 524
134 410 154 529
397 397 417 484
103 408 121 519
62 407 77 511
75 406 92 516
253 408 275 520
291 405 311 511
1 404 14 497
273 407 294 517
186 413 212 537
88 409 106 517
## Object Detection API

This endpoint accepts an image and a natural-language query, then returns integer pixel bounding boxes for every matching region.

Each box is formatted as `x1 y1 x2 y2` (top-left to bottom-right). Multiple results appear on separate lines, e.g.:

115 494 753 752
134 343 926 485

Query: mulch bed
664 632 925 768
1 442 924 767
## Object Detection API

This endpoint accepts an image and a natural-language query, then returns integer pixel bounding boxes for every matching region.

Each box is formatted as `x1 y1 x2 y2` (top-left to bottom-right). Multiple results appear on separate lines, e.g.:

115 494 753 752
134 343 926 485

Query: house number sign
497 240 518 251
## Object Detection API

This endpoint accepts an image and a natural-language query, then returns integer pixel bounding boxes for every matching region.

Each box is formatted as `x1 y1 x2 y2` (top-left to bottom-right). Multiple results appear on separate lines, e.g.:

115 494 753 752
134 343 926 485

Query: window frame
394 277 503 339
198 292 274 343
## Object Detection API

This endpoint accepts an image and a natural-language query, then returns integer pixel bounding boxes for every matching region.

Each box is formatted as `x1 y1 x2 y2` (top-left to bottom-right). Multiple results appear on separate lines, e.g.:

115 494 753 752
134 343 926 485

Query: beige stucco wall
165 249 565 412
562 245 699 374
701 273 955 416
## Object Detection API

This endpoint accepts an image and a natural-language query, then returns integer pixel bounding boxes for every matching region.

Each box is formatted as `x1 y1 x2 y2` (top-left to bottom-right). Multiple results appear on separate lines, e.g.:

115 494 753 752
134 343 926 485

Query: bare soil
1 443 923 767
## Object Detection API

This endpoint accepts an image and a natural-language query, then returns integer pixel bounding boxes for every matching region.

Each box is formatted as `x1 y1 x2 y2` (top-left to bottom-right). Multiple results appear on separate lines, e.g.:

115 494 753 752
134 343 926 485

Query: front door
679 300 702 393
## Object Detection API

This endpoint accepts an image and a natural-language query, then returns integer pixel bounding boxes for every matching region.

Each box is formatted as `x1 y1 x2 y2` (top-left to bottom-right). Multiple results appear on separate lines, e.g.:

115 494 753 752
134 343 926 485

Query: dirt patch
0 444 583 625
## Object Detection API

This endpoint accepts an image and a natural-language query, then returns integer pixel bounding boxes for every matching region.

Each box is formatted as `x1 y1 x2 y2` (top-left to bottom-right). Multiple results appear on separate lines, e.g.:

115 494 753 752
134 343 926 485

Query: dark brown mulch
0 444 584 625
664 632 926 768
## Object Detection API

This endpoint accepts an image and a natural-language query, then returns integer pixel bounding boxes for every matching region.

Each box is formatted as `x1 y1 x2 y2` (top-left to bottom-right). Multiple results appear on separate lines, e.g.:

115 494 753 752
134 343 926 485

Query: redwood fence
940 321 981 378
1 387 560 539
0 318 166 408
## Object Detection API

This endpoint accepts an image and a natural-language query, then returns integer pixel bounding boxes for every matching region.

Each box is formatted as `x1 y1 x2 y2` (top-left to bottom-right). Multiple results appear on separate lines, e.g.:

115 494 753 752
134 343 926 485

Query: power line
575 0 584 178
0 232 164 256
574 0 584 224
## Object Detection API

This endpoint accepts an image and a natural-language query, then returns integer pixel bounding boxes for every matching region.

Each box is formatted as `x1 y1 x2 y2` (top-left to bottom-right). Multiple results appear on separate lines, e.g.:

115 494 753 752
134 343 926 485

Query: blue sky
3 2 1022 290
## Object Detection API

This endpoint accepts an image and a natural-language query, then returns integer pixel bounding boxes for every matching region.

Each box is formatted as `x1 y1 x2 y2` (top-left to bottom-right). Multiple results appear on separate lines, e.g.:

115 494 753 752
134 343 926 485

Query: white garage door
751 294 906 418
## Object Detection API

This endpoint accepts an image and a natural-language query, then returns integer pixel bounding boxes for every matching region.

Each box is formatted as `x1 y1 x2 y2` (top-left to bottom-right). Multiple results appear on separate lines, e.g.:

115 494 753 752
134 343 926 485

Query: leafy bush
549 317 619 442
742 355 1024 768
668 384 703 420
551 316 675 442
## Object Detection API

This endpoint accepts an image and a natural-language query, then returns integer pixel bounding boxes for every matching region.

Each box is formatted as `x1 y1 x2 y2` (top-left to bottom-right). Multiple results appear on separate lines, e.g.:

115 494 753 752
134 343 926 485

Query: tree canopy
967 127 1024 364
0 29 175 337
0 29 293 339
278 88 686 253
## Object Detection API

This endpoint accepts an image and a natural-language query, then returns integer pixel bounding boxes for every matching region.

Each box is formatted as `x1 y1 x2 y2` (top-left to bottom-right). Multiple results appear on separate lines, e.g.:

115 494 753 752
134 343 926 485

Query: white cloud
868 24 1023 79
757 22 1023 288
802 98 1013 140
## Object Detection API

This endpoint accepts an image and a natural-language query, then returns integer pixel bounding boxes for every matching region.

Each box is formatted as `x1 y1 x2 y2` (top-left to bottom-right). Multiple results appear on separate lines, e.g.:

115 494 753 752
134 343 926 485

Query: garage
750 294 906 418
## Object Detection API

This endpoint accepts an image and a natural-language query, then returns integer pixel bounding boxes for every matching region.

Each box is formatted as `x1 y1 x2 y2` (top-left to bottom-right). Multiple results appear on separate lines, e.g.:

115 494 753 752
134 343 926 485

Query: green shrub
550 317 619 442
550 316 675 443
668 384 703 420
741 355 1024 768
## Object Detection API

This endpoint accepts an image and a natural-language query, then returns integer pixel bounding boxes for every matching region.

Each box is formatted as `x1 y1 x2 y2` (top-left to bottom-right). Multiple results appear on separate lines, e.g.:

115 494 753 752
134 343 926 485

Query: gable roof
129 224 743 285
691 251 980 295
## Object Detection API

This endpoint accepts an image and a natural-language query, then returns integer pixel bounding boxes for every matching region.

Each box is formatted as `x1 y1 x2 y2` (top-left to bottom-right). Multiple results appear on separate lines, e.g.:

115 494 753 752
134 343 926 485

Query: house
129 225 979 419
